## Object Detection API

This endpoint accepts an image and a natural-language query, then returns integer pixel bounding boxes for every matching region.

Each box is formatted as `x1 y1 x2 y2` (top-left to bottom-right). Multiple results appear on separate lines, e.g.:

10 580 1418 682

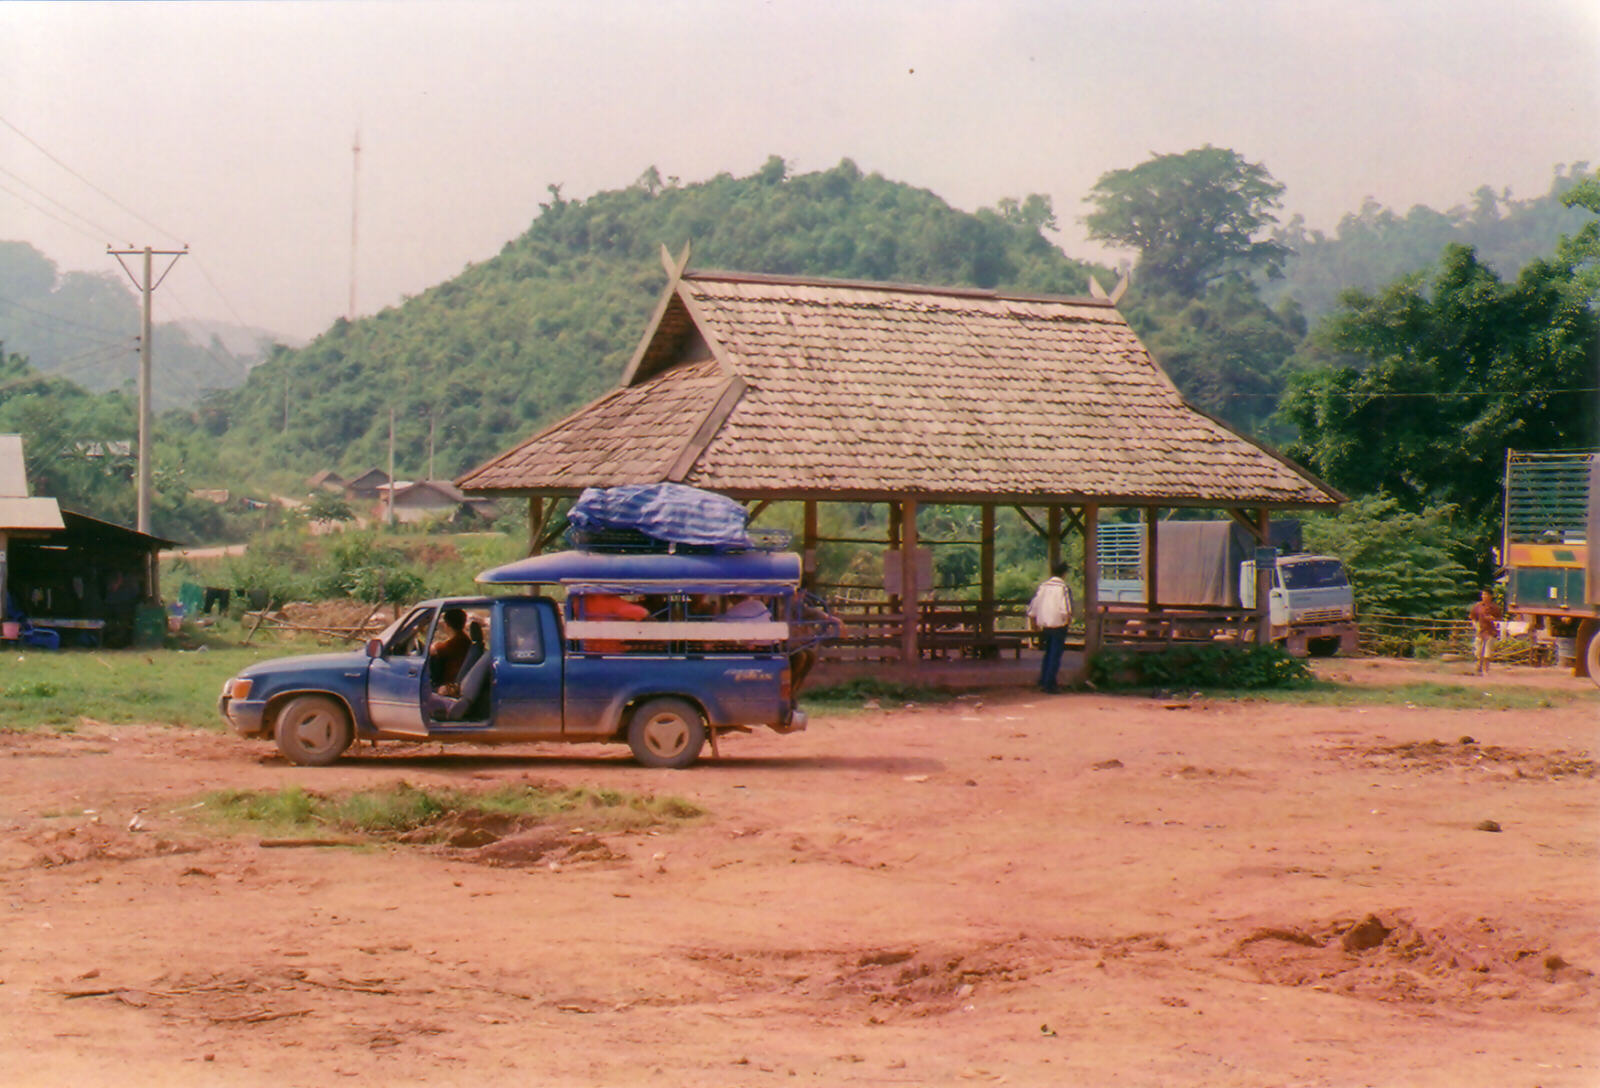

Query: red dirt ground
2 657 1596 1086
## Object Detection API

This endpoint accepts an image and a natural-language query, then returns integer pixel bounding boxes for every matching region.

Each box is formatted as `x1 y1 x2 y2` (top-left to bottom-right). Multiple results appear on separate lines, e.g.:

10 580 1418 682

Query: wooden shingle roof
459 271 1341 508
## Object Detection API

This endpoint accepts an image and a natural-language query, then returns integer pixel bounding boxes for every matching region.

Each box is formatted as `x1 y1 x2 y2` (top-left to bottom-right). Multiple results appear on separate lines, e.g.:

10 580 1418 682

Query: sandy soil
2 658 1596 1087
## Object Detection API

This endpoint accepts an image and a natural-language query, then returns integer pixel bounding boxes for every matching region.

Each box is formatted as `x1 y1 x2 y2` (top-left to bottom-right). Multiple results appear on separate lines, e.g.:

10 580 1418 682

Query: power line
0 177 107 245
0 340 135 394
1 118 263 339
1229 387 1599 400
161 287 255 380
0 113 184 245
189 254 256 333
0 162 124 240
0 293 130 341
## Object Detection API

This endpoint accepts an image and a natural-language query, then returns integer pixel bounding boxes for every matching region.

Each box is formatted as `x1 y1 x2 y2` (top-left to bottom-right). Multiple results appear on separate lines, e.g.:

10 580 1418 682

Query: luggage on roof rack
565 484 789 553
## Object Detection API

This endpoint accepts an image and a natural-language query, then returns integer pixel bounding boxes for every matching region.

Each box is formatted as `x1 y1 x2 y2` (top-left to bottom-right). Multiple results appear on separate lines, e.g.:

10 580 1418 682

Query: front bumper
219 695 269 737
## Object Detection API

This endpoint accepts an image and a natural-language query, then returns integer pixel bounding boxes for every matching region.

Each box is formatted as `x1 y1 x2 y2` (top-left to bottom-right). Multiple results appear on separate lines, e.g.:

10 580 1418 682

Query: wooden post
1255 508 1274 645
527 496 545 556
1047 506 1062 572
803 500 819 592
1083 504 1100 655
887 502 902 611
979 504 996 642
1145 506 1160 613
900 499 920 666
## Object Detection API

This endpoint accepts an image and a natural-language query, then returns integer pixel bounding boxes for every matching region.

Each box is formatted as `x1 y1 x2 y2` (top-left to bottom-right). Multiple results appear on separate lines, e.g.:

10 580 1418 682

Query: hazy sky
4 0 1596 342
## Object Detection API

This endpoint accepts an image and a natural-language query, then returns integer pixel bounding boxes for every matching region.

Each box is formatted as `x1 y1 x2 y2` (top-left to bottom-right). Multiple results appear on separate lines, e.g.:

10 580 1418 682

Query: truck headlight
224 677 254 700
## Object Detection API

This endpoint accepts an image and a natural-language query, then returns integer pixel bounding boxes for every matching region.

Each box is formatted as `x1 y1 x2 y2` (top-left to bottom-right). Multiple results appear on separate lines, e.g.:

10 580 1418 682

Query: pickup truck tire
274 695 354 767
627 697 706 769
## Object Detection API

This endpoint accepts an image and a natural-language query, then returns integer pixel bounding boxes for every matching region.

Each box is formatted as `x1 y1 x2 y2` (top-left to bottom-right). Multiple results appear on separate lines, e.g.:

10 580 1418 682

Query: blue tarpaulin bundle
568 484 752 551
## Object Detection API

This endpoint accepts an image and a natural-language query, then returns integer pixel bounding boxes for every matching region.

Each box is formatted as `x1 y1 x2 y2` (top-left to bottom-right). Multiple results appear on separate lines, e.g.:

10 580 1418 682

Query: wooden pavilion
457 251 1343 669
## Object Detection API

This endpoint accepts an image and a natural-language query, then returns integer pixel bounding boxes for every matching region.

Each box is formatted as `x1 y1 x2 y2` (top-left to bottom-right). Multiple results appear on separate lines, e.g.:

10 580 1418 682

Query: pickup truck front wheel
627 698 706 769
274 695 354 767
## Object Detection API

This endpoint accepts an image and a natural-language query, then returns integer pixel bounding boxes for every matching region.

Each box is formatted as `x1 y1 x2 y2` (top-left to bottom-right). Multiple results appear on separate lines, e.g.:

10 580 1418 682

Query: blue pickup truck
219 549 836 769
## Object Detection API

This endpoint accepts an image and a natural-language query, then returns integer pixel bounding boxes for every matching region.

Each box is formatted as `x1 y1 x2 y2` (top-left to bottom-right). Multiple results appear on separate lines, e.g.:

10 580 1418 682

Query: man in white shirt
1026 562 1075 693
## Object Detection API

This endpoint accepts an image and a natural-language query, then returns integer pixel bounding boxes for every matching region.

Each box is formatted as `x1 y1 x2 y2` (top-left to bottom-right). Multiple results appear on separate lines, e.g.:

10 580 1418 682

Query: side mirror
365 638 383 658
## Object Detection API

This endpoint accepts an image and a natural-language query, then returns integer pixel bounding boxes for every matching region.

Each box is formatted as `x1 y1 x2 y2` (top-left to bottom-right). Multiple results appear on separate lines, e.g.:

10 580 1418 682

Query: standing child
1468 589 1502 676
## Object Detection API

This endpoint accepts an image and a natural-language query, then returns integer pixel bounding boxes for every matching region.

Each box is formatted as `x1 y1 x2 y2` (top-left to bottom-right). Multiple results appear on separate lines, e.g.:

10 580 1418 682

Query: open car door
367 606 434 739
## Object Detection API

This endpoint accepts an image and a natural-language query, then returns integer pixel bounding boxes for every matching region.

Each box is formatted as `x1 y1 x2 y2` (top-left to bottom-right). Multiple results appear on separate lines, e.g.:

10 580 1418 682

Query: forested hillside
0 242 266 410
1269 163 1593 319
206 158 1102 486
205 155 1590 486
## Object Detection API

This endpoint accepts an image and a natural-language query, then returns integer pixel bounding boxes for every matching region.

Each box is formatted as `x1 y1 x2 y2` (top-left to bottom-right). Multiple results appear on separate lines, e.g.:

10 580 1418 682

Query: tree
306 491 356 523
1280 234 1598 578
1085 146 1289 299
1127 278 1304 434
1300 495 1476 618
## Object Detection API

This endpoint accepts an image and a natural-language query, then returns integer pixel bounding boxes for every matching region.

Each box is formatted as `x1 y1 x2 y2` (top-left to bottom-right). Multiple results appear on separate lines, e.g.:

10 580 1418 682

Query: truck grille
1298 608 1349 623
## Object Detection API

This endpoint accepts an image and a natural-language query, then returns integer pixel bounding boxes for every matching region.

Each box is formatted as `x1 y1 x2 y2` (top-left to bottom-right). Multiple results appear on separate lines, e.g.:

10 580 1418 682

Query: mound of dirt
1342 738 1596 779
1228 912 1596 1009
447 830 629 869
29 823 201 868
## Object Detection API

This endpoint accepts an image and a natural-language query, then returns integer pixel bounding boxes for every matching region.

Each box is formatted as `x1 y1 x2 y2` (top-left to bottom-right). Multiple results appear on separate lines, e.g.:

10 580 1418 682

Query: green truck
1503 450 1599 684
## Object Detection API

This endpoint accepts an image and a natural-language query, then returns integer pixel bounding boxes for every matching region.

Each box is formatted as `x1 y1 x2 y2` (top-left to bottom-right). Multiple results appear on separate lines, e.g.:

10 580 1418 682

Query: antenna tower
349 129 361 320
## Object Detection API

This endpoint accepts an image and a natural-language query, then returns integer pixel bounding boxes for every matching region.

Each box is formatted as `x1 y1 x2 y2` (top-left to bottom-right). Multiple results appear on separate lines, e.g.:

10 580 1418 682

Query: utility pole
109 245 186 535
386 406 396 527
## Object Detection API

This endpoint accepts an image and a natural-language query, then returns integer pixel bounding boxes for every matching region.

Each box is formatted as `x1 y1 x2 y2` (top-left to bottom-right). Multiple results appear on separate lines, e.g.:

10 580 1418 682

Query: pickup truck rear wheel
627 698 706 769
274 695 353 766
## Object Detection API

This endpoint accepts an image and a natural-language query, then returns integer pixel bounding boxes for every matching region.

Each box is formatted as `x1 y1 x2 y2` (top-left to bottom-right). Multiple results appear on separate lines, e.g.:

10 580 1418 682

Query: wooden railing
822 597 1035 661
1096 604 1260 647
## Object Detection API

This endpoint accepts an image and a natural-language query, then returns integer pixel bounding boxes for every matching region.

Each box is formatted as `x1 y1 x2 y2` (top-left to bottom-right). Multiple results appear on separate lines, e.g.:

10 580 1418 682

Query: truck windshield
1279 560 1348 590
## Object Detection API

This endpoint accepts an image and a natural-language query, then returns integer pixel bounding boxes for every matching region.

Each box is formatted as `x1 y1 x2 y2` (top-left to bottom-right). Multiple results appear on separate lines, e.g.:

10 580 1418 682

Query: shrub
1088 642 1312 691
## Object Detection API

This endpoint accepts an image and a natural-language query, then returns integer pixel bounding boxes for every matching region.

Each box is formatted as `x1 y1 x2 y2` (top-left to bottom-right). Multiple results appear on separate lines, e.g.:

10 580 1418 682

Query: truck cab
219 549 837 769
1239 553 1358 656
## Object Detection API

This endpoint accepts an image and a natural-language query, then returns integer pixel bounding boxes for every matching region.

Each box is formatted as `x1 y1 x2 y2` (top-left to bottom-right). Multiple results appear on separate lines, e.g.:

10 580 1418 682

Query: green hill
0 241 265 410
208 158 1101 486
1269 163 1592 319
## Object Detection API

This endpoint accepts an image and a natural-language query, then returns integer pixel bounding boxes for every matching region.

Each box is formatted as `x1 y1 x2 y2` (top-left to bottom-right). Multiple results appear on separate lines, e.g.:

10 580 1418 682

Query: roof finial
1088 275 1109 300
659 240 692 280
1109 272 1130 306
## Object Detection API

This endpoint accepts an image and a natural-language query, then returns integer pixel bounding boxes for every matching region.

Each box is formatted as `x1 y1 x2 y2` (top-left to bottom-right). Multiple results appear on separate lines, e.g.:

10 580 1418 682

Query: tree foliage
1085 146 1289 299
0 349 227 541
1300 494 1477 618
1123 279 1306 434
1279 226 1598 577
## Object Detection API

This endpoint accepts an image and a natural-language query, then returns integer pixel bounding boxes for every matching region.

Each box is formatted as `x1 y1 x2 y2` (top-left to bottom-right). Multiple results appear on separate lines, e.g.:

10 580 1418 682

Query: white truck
1098 520 1358 657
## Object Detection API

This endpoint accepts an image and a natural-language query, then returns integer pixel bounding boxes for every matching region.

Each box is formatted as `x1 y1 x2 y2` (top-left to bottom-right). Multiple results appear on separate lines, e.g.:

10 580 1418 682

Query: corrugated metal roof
0 497 65 531
0 434 30 498
459 272 1340 507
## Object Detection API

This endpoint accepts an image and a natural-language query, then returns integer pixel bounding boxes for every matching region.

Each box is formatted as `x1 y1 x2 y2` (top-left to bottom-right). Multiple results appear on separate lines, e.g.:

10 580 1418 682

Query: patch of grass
199 781 705 841
0 641 334 732
801 677 957 711
1234 679 1584 710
